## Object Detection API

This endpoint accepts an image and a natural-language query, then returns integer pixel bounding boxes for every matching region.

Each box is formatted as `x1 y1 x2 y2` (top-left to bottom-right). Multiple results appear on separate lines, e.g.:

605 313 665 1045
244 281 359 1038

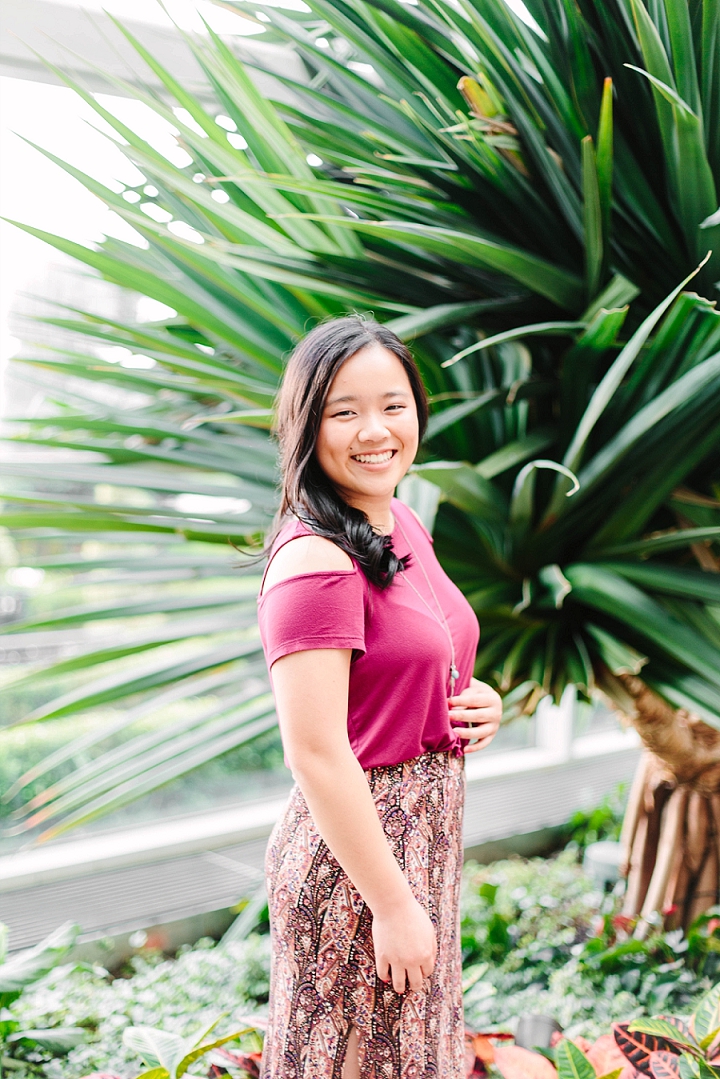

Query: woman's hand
372 894 437 994
449 678 502 754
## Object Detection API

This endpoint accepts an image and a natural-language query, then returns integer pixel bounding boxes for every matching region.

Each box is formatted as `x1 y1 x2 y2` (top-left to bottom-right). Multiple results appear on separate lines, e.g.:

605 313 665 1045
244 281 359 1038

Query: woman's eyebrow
326 389 409 406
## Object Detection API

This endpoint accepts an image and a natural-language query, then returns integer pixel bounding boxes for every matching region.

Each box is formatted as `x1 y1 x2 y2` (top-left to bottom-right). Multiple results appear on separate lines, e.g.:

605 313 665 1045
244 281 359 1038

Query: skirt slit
260 750 466 1079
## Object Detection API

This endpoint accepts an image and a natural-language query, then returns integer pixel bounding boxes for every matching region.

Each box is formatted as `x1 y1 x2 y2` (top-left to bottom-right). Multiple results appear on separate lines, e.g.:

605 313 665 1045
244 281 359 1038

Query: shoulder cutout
262 534 354 594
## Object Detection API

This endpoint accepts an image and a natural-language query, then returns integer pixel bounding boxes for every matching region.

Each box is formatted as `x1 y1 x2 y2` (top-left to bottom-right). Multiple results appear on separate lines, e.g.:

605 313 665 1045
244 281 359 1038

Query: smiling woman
256 316 502 1079
316 348 419 528
268 318 428 587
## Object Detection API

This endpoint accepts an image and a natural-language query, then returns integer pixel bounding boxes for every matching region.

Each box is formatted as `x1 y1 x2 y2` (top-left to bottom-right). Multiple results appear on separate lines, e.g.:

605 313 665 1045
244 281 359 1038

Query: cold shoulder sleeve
258 569 366 668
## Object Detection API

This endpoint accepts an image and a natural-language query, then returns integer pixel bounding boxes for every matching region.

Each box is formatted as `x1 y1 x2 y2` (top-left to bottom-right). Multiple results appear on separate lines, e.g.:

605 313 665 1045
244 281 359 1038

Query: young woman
257 317 502 1079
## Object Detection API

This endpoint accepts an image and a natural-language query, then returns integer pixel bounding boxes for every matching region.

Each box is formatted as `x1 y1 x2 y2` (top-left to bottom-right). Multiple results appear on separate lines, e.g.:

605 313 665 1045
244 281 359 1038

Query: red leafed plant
208 1045 262 1077
613 1022 681 1073
461 982 720 1079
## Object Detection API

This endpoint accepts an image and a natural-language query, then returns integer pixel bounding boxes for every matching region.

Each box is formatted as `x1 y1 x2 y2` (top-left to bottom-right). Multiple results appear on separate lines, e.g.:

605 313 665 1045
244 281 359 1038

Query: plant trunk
617 675 720 936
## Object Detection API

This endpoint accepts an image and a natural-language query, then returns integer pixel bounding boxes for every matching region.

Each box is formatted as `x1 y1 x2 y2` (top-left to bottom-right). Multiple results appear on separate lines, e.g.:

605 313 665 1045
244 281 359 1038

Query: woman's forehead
328 343 410 391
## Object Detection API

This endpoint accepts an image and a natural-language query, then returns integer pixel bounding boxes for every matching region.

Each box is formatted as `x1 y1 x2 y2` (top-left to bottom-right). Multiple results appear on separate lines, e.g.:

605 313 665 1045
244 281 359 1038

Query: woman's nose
357 414 391 441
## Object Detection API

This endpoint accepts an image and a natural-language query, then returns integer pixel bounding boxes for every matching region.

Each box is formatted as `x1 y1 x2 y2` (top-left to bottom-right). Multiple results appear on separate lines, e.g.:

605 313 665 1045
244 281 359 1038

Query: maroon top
257 498 480 769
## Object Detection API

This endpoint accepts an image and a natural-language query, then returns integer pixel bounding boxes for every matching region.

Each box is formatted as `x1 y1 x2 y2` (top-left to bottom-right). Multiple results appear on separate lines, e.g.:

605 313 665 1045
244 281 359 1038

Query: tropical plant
121 1015 253 1079
0 921 85 1075
468 982 720 1076
0 850 714 1077
547 981 720 1078
1 0 719 925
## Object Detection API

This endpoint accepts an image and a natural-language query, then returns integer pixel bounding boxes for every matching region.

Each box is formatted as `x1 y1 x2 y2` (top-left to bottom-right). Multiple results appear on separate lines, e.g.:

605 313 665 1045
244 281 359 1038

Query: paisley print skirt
261 750 466 1079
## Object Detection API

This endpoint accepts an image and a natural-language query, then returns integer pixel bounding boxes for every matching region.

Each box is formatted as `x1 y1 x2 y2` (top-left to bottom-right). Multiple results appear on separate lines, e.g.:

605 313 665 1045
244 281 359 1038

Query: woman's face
314 343 419 515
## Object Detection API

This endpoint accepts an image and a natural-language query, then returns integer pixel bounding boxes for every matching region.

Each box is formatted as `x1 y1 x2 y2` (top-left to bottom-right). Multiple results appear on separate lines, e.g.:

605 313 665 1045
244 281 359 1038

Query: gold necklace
395 518 459 692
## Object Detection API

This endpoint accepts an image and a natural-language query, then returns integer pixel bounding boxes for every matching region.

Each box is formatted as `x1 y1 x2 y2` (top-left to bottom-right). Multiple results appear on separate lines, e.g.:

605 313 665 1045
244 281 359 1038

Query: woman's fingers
406 965 426 992
384 964 432 994
452 720 498 739
379 952 436 994
449 708 498 723
448 684 500 707
463 735 496 754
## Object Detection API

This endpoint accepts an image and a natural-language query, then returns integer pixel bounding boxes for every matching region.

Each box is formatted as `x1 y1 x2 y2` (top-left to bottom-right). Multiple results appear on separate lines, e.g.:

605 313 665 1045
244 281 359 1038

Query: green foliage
4 857 717 1076
0 923 86 1076
0 0 719 834
550 982 720 1078
0 710 288 832
461 854 719 1036
555 1037 597 1079
6 936 271 1078
123 1014 252 1079
564 784 627 852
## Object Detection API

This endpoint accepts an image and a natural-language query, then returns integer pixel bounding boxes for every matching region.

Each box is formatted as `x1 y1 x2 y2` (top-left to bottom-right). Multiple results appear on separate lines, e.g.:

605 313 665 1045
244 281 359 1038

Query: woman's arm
265 536 436 994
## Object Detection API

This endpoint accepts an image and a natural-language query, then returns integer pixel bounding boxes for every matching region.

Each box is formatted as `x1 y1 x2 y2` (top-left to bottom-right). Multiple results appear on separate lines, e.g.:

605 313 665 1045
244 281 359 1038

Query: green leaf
628 1018 696 1050
624 66 718 261
693 982 720 1043
599 562 720 603
578 351 720 494
511 460 579 531
425 390 501 438
475 430 556 479
0 924 79 994
555 1037 597 1079
442 322 585 368
187 408 274 429
281 217 585 309
565 565 720 690
582 275 640 321
385 298 523 341
595 527 720 557
3 222 270 358
123 1026 185 1073
582 135 603 300
663 0 702 116
178 1029 254 1075
553 261 713 510
4 642 264 724
411 462 506 519
8 1027 87 1051
596 78 614 257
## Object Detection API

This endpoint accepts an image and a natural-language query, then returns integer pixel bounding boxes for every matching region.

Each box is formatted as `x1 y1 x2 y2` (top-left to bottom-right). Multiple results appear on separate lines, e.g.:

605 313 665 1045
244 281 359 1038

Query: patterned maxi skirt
261 750 466 1079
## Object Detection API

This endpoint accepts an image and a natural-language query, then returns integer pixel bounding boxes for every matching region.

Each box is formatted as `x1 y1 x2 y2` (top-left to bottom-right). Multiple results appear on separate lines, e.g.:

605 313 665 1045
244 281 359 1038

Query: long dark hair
270 316 428 589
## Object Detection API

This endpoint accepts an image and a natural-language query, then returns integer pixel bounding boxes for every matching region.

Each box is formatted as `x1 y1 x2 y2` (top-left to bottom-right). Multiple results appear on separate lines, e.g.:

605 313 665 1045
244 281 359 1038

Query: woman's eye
333 410 354 417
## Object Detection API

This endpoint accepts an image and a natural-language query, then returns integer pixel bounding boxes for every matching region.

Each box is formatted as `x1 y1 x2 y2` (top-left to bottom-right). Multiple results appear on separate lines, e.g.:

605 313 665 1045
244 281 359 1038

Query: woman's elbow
283 733 352 785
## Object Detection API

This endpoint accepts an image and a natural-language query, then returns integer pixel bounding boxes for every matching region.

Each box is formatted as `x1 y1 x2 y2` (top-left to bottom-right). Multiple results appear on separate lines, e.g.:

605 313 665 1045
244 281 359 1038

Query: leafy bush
122 1015 256 1079
461 853 719 1039
8 936 271 1078
563 784 627 853
0 922 86 1075
5 855 718 1077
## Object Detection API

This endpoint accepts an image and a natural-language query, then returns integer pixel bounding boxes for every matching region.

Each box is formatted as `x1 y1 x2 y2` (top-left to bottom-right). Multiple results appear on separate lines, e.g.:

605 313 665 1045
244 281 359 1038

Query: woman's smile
314 342 419 523
351 449 398 467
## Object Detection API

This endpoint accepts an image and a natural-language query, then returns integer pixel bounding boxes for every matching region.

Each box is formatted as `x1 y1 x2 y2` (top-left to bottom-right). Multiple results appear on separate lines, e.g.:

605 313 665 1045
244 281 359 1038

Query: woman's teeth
352 450 395 464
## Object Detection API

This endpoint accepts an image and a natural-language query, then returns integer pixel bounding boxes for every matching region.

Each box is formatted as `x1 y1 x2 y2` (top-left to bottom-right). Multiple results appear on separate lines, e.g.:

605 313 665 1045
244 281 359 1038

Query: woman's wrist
367 875 416 918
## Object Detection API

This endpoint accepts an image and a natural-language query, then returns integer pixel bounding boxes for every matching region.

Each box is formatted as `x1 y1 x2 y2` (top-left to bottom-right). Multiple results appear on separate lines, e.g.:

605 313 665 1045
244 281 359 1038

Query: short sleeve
258 570 366 668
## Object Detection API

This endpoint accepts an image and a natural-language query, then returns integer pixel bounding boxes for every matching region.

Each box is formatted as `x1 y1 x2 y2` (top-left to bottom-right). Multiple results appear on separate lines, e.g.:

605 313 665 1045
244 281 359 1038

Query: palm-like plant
1 0 719 927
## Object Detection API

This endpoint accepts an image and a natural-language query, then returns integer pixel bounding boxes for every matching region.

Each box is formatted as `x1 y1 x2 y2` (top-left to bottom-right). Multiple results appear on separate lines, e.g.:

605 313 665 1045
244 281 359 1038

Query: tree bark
616 675 720 934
